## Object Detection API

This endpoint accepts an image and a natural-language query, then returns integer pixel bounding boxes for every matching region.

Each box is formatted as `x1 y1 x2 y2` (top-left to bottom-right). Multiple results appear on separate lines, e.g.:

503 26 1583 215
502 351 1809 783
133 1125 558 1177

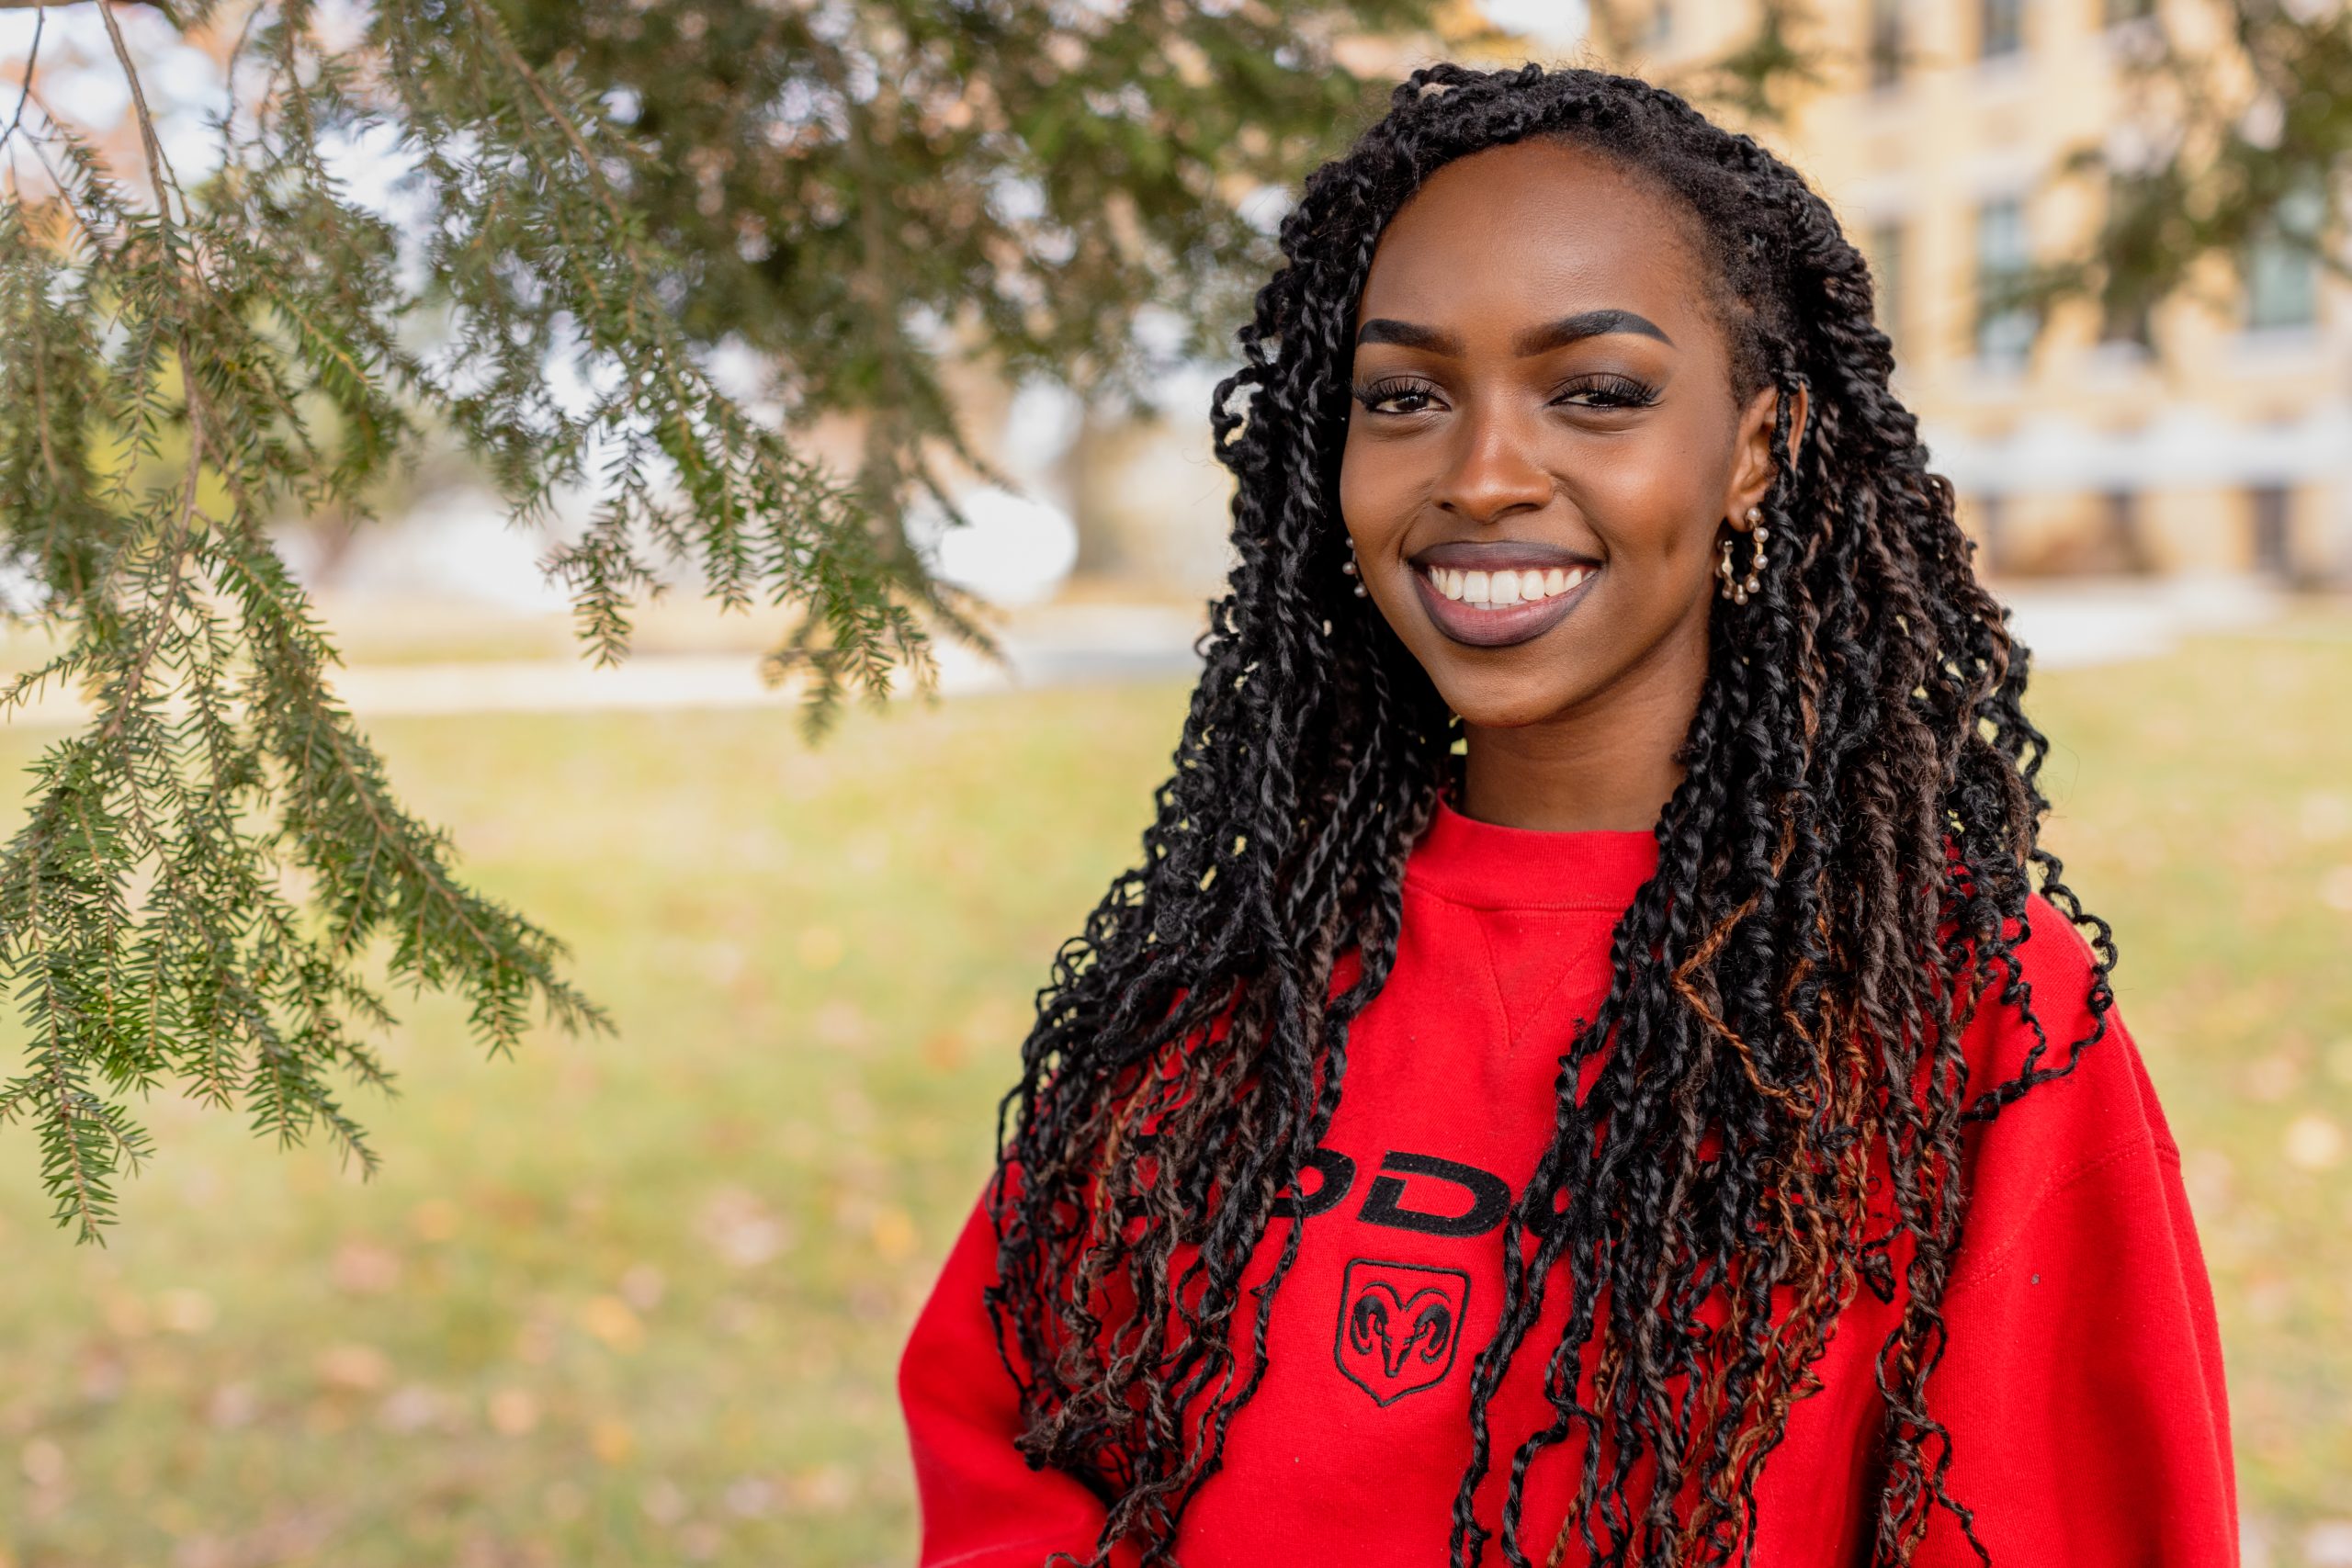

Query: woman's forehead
1351 141 1713 344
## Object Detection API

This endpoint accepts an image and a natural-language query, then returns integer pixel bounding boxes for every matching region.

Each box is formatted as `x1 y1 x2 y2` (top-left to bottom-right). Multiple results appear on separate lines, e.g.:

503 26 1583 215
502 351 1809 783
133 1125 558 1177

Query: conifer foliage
0 0 1423 1238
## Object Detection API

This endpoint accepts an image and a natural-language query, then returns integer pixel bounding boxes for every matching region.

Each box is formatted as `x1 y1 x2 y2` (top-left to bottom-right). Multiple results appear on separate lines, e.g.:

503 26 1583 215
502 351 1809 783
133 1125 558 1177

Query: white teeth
1425 562 1597 609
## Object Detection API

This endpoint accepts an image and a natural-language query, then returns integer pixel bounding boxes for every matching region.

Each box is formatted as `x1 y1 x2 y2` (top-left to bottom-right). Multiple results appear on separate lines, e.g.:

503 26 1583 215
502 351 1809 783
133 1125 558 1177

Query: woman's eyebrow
1514 309 1674 354
1353 308 1675 355
1354 318 1464 354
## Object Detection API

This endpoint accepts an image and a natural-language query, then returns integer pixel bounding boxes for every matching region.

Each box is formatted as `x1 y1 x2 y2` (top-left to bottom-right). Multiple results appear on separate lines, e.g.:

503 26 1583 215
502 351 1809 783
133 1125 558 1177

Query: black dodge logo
1334 1258 1471 1406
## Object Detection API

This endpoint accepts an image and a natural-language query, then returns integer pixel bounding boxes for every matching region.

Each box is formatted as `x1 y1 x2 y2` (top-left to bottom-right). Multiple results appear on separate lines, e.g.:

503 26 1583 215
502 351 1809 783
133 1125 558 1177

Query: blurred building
1611 0 2350 581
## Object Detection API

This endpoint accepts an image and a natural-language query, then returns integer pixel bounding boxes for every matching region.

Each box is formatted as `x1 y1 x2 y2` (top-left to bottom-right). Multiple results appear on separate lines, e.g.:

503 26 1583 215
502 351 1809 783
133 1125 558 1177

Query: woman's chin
1435 669 1606 731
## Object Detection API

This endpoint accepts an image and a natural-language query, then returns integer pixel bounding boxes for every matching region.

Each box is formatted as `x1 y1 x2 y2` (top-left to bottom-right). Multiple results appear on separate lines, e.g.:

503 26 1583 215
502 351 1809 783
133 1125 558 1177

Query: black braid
987 62 2117 1568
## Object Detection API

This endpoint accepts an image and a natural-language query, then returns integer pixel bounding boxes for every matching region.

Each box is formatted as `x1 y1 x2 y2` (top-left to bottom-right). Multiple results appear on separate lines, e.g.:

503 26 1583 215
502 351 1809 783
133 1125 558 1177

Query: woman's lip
1410 566 1599 649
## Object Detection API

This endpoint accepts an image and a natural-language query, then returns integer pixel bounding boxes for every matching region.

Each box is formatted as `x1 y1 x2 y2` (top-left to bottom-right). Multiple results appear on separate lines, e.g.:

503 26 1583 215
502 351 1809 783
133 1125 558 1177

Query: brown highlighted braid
984 62 2116 1568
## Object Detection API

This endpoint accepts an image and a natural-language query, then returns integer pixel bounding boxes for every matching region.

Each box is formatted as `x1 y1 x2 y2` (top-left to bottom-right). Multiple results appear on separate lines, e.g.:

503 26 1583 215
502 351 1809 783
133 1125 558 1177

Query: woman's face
1339 138 1800 734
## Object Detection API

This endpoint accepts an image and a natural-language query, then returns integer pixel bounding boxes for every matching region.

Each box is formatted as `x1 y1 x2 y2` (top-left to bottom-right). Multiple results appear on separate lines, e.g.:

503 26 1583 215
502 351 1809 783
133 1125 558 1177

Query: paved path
1997 575 2279 672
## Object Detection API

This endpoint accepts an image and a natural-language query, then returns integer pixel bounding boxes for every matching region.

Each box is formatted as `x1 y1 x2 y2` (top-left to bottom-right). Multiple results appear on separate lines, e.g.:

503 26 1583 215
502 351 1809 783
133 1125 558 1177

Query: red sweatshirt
899 795 2237 1566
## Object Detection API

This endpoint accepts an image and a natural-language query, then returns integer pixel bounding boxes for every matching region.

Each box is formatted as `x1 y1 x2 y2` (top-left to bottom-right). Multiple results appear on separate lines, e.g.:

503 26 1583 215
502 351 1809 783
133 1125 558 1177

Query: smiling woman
1340 139 1806 807
897 62 2237 1568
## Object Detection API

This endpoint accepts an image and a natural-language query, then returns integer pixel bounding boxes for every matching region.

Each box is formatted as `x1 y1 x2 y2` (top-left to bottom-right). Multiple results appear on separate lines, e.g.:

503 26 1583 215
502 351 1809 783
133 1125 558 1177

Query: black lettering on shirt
1355 1151 1511 1238
1271 1146 1358 1220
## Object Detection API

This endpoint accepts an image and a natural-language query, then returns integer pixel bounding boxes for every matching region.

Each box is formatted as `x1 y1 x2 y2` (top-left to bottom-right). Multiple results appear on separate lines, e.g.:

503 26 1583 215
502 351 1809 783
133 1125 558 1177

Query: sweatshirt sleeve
898 1181 1114 1568
1913 894 2237 1567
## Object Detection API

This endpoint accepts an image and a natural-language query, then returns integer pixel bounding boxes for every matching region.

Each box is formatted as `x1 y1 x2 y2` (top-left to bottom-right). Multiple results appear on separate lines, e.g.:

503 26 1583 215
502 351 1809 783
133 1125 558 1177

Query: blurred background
1 0 2347 1564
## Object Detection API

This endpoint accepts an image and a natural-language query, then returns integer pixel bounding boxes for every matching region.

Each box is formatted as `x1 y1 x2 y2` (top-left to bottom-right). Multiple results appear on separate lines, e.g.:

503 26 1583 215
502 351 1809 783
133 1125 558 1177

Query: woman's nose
1432 403 1553 525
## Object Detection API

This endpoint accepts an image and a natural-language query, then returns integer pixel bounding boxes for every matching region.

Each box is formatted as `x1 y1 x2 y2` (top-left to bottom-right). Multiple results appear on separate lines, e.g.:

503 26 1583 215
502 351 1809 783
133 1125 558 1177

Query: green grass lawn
0 615 2346 1566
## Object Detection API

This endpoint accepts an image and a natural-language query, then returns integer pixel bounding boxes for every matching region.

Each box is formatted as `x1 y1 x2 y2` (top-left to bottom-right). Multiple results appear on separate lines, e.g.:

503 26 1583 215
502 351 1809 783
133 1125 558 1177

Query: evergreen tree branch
0 7 41 155
95 0 185 222
0 0 185 17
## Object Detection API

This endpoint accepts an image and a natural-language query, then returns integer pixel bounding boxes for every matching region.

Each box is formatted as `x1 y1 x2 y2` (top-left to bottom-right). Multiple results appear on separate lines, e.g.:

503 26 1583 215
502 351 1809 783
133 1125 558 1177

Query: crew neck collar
1402 789 1661 911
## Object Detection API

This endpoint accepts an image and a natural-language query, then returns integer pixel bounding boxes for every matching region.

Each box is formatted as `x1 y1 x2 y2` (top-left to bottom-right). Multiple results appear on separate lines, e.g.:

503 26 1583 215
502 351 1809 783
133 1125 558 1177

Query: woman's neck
1455 636 1703 833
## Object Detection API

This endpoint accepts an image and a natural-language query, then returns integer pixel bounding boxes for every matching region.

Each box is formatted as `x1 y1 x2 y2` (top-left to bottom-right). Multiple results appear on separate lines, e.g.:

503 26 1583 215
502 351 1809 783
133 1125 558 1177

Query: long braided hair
983 62 2117 1568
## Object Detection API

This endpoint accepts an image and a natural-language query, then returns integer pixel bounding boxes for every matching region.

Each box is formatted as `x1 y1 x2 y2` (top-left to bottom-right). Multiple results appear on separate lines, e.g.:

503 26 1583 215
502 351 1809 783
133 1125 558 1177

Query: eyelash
1350 375 1660 415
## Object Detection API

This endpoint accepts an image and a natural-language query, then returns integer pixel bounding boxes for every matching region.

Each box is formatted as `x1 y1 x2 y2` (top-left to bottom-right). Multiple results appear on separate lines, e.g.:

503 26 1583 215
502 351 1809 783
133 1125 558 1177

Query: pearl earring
1342 539 1366 597
1716 504 1769 604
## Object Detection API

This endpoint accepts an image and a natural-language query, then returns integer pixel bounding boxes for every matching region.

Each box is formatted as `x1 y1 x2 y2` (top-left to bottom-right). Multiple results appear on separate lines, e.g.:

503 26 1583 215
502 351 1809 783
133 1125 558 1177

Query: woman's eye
1553 376 1659 410
1351 380 1440 416
1348 376 1656 416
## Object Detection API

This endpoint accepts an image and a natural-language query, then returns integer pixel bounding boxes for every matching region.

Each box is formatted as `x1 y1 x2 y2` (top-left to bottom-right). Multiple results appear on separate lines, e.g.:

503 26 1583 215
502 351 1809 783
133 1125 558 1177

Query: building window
2249 485 2293 576
2099 293 2154 348
1973 197 2035 366
2245 181 2324 331
1976 492 2008 574
1980 0 2024 57
1869 0 1905 86
1866 220 1907 355
2102 489 2154 573
1645 0 1674 48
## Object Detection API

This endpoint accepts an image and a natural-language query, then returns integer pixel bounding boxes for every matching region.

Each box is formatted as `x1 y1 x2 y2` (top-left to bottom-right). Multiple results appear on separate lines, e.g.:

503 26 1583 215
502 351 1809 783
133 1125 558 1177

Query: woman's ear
1724 381 1809 528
